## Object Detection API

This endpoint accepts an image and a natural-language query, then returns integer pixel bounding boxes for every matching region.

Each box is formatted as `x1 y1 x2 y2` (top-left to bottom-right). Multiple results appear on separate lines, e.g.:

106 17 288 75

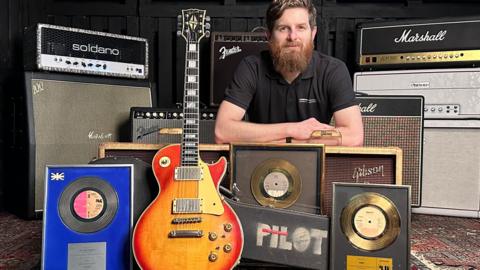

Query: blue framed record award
42 165 133 270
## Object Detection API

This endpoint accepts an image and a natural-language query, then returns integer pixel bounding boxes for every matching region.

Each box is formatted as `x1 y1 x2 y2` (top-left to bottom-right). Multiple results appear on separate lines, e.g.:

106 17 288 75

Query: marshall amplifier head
356 95 424 207
23 23 149 79
210 32 269 106
357 16 480 70
131 107 217 144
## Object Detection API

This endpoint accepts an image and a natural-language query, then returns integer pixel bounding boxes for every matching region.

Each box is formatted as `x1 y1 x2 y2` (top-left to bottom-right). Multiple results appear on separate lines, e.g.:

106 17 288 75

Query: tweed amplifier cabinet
210 32 268 106
131 107 217 144
5 72 151 219
356 95 424 207
356 16 480 70
97 142 231 187
322 146 402 217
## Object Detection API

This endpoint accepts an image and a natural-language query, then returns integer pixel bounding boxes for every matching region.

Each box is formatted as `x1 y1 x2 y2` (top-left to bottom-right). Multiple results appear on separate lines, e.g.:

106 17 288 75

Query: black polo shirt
223 50 356 124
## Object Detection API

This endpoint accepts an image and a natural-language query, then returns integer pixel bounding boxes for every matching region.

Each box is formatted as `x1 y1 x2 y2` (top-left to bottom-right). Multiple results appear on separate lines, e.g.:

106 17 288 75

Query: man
215 0 363 146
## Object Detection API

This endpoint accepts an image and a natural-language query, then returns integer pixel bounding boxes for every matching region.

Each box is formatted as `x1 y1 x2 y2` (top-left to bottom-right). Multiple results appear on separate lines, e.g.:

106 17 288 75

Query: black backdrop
2 0 480 210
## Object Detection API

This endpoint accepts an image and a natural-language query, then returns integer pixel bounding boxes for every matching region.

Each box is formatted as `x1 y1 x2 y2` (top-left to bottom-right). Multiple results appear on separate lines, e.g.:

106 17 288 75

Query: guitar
132 9 244 270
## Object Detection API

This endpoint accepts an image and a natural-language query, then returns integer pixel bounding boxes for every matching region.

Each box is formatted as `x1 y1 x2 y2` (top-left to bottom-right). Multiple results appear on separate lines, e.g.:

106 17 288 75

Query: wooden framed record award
330 183 410 270
230 143 325 214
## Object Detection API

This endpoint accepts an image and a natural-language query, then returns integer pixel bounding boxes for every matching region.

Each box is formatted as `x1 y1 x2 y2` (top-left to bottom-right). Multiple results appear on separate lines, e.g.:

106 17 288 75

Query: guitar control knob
209 232 218 241
223 244 232 253
208 252 218 262
224 223 232 232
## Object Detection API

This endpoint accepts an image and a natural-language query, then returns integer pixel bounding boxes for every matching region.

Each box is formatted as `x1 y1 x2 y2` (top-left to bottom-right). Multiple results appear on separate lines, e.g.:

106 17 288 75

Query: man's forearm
215 120 292 144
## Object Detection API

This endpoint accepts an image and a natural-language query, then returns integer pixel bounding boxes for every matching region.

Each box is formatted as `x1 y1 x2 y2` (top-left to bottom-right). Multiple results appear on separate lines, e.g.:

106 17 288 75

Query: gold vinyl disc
340 192 400 251
250 158 301 208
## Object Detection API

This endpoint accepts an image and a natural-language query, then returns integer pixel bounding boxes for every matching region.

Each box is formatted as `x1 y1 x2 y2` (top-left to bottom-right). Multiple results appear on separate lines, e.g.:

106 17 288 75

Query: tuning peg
205 23 211 30
176 30 182 37
206 16 211 22
205 30 210 38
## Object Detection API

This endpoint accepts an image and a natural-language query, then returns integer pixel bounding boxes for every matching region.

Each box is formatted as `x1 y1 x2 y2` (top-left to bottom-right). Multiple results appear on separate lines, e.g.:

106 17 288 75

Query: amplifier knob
208 252 218 262
159 113 165 118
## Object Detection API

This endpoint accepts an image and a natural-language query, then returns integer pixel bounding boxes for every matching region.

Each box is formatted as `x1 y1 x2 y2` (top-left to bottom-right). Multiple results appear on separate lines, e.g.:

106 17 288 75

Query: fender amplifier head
210 32 268 106
357 95 424 206
131 107 217 144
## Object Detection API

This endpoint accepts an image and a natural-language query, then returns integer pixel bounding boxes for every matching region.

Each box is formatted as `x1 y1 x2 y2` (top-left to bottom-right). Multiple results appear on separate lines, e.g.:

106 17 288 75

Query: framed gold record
230 143 325 214
250 158 302 208
330 183 411 270
340 192 400 251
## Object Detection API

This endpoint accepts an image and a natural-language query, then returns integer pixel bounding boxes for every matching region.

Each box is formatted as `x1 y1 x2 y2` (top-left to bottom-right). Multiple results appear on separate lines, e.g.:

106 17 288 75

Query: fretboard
181 41 200 166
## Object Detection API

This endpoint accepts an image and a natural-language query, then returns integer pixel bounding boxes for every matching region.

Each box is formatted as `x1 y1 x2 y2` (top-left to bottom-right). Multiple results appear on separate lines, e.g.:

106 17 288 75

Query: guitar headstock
177 9 211 43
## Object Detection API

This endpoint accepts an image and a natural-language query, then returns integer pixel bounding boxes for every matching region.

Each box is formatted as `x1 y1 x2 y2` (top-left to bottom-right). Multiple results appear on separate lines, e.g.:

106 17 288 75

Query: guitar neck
181 41 200 167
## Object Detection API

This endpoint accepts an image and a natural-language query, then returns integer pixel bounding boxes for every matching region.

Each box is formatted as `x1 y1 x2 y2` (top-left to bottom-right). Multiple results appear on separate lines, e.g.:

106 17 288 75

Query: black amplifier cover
210 32 268 106
228 199 329 270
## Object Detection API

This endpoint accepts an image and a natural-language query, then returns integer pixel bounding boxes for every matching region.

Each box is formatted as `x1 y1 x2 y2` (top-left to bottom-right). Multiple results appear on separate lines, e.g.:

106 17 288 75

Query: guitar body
133 144 243 270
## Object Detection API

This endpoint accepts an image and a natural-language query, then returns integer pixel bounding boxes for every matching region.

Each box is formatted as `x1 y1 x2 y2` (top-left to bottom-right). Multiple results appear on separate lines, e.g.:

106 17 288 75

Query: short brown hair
266 0 317 32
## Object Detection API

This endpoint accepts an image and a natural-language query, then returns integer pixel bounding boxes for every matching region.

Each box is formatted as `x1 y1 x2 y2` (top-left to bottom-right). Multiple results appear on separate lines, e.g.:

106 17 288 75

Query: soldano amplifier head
322 146 403 217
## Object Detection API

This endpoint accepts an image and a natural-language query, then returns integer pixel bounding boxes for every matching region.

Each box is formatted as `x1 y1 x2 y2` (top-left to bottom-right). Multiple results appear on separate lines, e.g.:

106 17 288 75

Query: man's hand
288 117 334 140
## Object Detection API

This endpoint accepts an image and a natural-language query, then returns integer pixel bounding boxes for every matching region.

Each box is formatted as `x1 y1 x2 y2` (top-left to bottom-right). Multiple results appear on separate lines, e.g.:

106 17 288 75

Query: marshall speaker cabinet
130 107 217 144
5 72 152 219
23 23 149 79
355 95 424 207
356 16 480 70
210 32 268 106
355 69 480 217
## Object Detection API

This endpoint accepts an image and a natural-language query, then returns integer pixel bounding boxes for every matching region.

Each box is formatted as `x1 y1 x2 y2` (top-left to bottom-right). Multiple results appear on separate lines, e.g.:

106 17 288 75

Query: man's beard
270 39 313 74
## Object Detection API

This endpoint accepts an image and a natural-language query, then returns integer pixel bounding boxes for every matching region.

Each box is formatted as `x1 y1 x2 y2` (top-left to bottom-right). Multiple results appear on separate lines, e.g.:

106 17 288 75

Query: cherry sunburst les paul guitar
133 9 244 270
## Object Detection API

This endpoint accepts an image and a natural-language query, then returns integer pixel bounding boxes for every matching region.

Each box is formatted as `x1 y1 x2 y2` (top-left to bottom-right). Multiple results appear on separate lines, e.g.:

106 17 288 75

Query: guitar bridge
172 217 202 224
168 230 203 238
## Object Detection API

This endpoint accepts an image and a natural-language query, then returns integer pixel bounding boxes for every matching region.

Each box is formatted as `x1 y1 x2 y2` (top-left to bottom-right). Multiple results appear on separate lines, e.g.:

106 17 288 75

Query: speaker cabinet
413 121 480 218
322 146 402 217
6 72 151 218
209 32 268 106
131 107 216 144
357 95 424 206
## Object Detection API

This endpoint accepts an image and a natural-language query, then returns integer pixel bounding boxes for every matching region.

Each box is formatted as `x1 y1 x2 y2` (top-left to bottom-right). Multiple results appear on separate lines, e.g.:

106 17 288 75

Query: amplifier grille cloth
363 116 422 206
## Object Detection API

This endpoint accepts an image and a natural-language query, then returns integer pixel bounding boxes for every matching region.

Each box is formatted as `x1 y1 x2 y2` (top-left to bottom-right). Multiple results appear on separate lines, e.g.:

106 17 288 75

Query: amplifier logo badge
72 43 120 56
394 29 447 43
352 165 385 182
219 46 242 60
88 131 113 140
411 81 430 88
358 102 377 113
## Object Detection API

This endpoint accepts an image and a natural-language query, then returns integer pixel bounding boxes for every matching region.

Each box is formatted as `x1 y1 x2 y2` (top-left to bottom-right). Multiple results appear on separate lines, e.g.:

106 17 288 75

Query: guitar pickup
168 230 203 238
